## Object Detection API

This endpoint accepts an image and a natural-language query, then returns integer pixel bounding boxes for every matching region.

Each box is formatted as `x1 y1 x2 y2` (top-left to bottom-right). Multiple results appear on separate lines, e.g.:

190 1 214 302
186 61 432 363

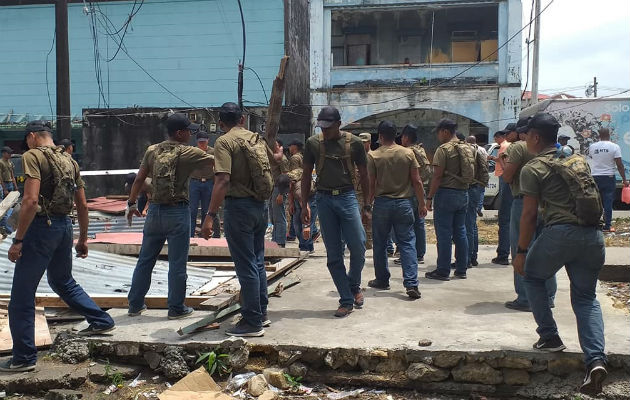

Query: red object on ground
86 197 127 214
85 232 279 248
622 186 630 205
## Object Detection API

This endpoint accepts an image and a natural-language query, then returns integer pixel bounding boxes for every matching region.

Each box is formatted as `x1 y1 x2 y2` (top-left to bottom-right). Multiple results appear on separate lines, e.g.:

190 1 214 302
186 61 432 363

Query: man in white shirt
586 128 629 232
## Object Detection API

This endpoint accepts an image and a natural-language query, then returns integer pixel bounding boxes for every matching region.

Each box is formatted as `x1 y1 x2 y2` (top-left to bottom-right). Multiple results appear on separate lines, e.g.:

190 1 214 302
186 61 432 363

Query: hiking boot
262 314 271 328
453 271 467 279
406 286 421 299
505 300 531 312
0 359 36 373
367 279 390 290
77 323 116 336
532 335 566 352
425 270 450 281
353 291 364 308
128 305 147 317
491 257 510 265
470 259 478 267
580 359 607 395
167 306 194 320
226 320 264 337
334 305 353 318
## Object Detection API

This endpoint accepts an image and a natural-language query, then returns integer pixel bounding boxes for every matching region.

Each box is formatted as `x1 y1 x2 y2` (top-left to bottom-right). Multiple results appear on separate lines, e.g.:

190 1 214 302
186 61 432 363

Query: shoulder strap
344 132 355 186
316 133 325 176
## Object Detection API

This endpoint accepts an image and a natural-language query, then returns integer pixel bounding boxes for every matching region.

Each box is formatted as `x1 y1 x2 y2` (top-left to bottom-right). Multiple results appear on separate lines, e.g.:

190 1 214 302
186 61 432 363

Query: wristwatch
12 238 23 245
127 200 136 206
517 246 528 255
363 205 372 212
207 211 218 218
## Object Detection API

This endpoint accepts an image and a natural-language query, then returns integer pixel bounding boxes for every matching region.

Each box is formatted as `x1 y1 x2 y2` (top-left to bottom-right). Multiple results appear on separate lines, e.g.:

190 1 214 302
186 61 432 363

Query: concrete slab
84 245 629 358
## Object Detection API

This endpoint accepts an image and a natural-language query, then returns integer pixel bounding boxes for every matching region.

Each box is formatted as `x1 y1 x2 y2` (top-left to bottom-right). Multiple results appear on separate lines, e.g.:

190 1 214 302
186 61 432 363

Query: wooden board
0 307 52 353
0 191 20 220
188 262 277 272
0 294 210 310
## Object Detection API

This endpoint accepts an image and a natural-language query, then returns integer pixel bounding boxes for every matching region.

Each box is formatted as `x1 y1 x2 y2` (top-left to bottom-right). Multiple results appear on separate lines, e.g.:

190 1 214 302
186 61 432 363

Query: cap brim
188 123 200 132
316 119 336 129
516 126 529 134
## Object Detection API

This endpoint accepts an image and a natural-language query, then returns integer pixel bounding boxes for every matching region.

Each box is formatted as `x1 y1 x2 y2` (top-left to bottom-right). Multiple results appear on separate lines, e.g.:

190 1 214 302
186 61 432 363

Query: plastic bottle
622 185 630 205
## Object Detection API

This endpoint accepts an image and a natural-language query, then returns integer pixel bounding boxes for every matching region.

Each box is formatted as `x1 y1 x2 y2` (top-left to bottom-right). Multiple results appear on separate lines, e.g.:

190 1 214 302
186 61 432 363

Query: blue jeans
293 197 317 251
316 191 365 307
434 188 468 276
497 177 513 258
372 197 418 288
270 186 287 245
411 196 426 259
465 185 483 263
9 216 113 364
524 224 606 365
0 182 15 233
128 203 191 314
477 187 485 212
224 197 268 327
593 175 615 229
189 178 214 237
510 197 557 306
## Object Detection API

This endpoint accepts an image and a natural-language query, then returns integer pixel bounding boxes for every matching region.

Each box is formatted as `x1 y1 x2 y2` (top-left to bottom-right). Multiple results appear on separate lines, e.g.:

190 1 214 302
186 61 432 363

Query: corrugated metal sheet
0 239 222 296
75 215 146 236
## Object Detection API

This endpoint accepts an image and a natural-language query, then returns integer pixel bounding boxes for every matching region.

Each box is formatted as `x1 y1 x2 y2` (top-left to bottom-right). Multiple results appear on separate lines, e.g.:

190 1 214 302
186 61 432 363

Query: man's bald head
466 135 477 144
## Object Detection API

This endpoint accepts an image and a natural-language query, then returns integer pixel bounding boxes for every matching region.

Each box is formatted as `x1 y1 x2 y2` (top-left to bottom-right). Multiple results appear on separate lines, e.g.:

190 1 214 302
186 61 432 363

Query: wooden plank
0 294 210 309
190 276 233 297
264 56 290 144
105 195 129 200
188 262 277 272
0 307 51 353
88 242 300 258
0 191 20 220
178 276 301 336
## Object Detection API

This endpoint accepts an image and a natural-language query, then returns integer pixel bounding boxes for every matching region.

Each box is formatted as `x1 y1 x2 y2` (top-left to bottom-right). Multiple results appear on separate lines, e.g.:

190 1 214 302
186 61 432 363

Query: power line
245 67 269 104
45 29 56 118
521 0 535 100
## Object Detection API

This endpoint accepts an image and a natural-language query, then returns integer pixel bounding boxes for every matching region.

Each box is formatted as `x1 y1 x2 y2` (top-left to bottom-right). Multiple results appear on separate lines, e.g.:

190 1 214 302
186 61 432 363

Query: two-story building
309 0 522 149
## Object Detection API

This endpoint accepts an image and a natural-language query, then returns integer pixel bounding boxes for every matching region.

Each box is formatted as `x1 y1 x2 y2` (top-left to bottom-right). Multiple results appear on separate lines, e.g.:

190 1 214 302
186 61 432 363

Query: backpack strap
343 132 356 187
316 133 326 177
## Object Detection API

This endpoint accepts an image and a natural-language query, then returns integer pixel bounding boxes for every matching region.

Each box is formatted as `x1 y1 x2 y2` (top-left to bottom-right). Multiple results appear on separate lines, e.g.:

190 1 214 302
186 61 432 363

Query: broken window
331 5 499 67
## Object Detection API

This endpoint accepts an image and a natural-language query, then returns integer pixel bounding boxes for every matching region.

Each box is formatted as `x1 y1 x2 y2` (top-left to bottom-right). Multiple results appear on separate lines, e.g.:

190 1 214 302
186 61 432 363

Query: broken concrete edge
49 332 630 393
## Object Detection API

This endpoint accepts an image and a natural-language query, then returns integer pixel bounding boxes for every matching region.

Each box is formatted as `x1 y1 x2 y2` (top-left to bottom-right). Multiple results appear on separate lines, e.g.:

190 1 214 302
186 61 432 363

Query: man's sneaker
505 300 531 312
418 257 424 264
312 232 321 242
334 305 353 318
453 272 467 279
262 314 271 328
226 320 264 337
425 270 450 281
77 323 116 336
387 250 395 257
286 236 296 242
353 291 364 308
367 279 390 290
532 335 566 352
0 359 36 373
477 210 483 217
580 360 607 396
406 286 421 299
128 305 147 317
393 258 402 265
491 257 510 265
167 306 194 320
394 257 424 265
470 259 478 267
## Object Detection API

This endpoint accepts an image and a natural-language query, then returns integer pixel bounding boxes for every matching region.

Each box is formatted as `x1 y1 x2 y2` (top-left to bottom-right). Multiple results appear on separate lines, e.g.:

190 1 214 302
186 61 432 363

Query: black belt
317 186 354 196
439 187 467 192
514 194 524 199
191 178 212 182
154 201 188 207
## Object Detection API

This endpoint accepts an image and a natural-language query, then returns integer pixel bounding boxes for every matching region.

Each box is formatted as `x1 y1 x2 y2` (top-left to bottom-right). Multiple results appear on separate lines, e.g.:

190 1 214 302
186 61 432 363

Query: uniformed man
367 121 427 299
514 113 608 396
200 102 281 337
425 118 472 280
0 146 18 234
126 113 212 320
502 118 557 311
464 135 489 267
59 139 74 156
1 121 115 373
356 132 373 249
288 140 303 170
492 125 515 265
301 106 370 318
189 131 220 238
269 140 290 247
397 124 430 265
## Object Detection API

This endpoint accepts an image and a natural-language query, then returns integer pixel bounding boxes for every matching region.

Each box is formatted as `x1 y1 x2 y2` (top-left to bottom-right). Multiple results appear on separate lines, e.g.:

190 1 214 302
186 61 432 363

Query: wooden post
264 56 290 149
55 0 71 139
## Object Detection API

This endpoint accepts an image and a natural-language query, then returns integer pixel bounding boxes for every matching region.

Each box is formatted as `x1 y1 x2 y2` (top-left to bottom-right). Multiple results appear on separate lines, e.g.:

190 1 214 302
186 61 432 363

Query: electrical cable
245 67 269 104
521 0 535 100
45 29 56 119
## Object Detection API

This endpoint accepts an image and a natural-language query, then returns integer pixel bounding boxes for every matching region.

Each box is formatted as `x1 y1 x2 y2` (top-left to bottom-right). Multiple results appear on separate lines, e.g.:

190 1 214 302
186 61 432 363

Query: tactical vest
151 142 183 204
316 132 355 188
37 146 78 216
234 134 274 201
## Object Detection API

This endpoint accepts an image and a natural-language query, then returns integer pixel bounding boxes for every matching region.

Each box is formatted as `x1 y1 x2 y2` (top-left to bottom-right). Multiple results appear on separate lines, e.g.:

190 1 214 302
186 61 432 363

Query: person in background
356 132 373 250
489 127 513 265
0 146 18 234
269 140 290 246
557 134 574 154
189 131 220 238
466 136 487 217
125 173 152 216
59 139 74 156
465 135 489 267
586 128 629 232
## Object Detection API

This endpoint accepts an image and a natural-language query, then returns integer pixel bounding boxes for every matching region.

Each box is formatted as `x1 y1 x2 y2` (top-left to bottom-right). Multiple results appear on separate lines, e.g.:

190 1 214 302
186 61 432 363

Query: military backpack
37 146 78 215
538 152 603 227
412 144 433 185
443 140 476 186
472 144 490 186
235 134 274 201
151 142 183 204
316 132 355 187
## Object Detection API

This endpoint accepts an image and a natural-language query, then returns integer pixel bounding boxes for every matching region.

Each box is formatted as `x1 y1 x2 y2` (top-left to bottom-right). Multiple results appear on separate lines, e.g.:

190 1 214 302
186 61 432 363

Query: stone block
51 332 89 364
259 390 278 400
547 358 583 376
228 346 250 369
44 389 83 400
406 362 449 382
503 369 530 385
452 362 502 385
287 362 308 378
263 367 290 390
246 374 268 397
159 347 190 379
489 357 532 369
324 351 344 370
144 351 163 370
115 343 140 357
278 350 302 366
433 353 463 369
358 356 380 372
374 356 407 372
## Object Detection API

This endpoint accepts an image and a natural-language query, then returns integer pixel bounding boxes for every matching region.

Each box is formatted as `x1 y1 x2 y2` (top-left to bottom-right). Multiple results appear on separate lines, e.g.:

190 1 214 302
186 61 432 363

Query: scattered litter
326 388 365 399
103 384 119 395
89 362 96 367
129 373 147 388
297 384 313 394
159 367 235 400
387 396 394 400
152 375 161 381
165 382 172 388
226 372 256 391
0 391 6 398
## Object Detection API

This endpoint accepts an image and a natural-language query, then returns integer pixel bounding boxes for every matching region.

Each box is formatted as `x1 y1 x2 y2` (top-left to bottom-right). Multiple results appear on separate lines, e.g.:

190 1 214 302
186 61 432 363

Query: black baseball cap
288 139 303 147
400 124 417 136
558 133 570 140
166 113 199 133
504 122 517 132
316 106 341 128
434 118 457 133
1 146 12 154
527 112 560 135
196 131 209 141
59 139 73 148
516 117 531 133
25 120 52 134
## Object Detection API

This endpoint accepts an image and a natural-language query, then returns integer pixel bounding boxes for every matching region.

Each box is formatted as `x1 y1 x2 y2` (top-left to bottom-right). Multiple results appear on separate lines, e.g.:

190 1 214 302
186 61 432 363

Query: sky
521 0 630 98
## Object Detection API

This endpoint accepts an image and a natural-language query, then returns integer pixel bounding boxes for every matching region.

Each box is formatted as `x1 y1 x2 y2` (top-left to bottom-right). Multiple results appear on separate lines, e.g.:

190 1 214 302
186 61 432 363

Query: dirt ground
425 217 630 247
601 281 630 313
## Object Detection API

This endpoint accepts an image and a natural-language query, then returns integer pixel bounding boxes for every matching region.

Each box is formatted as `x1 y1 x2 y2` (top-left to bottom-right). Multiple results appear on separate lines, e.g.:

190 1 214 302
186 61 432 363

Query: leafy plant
196 351 231 376
104 362 124 387
283 373 303 390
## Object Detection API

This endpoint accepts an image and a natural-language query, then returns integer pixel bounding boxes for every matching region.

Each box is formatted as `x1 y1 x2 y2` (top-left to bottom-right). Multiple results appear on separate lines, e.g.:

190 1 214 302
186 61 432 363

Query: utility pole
593 77 598 97
55 0 71 140
531 0 541 105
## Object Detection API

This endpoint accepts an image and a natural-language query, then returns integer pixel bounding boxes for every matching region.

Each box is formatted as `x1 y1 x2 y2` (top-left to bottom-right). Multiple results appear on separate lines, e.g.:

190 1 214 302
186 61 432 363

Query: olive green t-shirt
432 140 469 190
213 127 262 198
304 132 367 190
368 144 419 198
505 141 535 197
288 153 303 171
22 146 85 215
519 147 579 226
190 147 215 180
0 159 14 182
140 141 213 204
